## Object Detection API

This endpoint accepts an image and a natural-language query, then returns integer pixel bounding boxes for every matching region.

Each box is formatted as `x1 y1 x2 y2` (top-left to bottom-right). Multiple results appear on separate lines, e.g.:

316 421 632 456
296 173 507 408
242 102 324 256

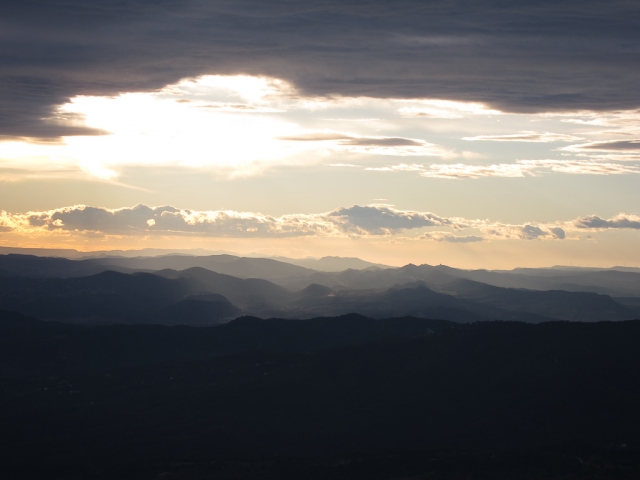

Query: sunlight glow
58 88 309 177
2 74 638 183
0 74 481 180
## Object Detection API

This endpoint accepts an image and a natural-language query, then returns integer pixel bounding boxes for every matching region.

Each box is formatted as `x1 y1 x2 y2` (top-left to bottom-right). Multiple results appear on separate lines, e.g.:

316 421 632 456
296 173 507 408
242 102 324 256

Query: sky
1 0 639 268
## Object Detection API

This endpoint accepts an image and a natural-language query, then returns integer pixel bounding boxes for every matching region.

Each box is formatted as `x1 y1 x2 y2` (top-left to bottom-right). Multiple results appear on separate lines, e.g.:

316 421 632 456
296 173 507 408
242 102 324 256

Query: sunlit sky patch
2 74 640 181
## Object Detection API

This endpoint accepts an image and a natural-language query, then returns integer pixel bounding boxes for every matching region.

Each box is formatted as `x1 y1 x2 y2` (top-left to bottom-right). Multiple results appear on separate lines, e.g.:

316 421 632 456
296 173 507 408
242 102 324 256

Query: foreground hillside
2 311 640 479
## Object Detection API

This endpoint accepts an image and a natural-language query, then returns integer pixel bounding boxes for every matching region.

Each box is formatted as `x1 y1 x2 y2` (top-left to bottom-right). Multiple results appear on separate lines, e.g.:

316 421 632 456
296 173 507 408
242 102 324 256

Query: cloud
280 132 446 156
19 204 336 238
1 81 469 181
365 163 425 172
279 133 353 142
5 204 463 238
0 204 466 238
397 108 464 120
573 213 640 230
4 204 640 244
367 163 532 178
564 140 640 152
421 232 484 243
518 159 640 175
477 224 567 241
549 227 566 240
418 163 532 179
367 160 640 179
3 1 640 139
341 137 424 147
554 109 640 127
463 132 583 142
580 154 640 163
396 99 501 119
196 102 283 113
280 132 425 147
0 165 87 182
327 205 458 235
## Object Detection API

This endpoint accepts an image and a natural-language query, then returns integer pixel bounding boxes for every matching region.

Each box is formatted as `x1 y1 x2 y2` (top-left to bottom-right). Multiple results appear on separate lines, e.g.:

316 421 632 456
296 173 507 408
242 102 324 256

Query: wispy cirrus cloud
463 131 583 142
421 232 484 243
518 159 640 175
563 140 640 153
396 99 501 119
280 131 449 157
366 159 640 179
366 163 425 173
555 110 640 130
417 163 531 179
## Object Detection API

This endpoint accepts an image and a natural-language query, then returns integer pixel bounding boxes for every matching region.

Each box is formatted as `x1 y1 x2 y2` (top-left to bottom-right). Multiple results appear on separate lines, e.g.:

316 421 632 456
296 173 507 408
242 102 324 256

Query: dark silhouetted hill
281 282 636 323
89 254 316 280
271 255 391 271
277 263 640 299
2 311 640 479
143 294 241 326
0 271 198 322
437 278 637 322
0 268 635 325
157 267 295 312
0 311 455 376
0 253 138 278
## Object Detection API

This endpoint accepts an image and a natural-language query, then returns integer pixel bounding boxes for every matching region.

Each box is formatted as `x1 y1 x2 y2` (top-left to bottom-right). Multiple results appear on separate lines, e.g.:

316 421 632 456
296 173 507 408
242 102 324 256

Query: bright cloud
396 99 501 118
555 109 640 131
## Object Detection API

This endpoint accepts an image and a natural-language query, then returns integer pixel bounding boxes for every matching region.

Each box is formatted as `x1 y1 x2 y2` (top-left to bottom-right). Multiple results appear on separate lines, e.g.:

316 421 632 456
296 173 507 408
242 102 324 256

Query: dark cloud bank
2 0 640 139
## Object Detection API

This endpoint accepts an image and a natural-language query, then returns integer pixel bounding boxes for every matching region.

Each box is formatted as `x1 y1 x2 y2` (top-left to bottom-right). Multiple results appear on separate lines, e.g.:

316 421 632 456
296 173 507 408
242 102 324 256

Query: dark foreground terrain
2 310 640 479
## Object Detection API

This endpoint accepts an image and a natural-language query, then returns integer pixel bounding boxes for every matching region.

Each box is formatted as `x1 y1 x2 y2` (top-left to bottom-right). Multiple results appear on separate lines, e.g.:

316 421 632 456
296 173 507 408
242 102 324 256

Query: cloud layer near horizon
1 204 638 242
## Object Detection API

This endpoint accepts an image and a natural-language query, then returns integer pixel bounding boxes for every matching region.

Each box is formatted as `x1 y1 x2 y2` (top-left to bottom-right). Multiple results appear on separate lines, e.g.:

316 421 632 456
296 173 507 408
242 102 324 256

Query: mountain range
2 250 640 479
0 252 638 325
